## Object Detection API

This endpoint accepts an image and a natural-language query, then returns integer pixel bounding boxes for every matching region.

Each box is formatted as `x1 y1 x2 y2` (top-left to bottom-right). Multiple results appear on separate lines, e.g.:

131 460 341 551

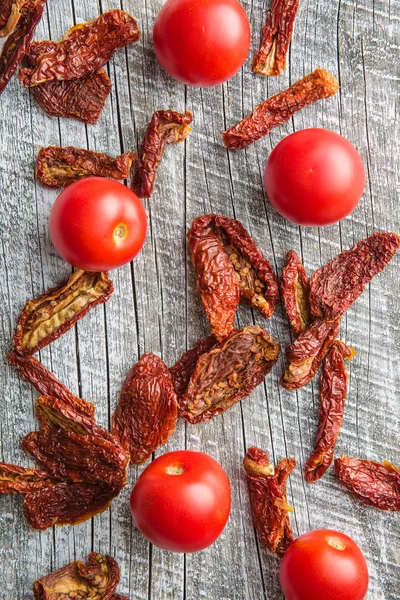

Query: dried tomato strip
112 353 178 465
253 0 300 76
0 0 24 38
281 250 311 334
309 232 400 321
36 146 136 188
8 351 96 420
170 336 217 401
131 110 193 198
0 462 55 494
335 456 400 511
280 317 340 390
222 69 338 150
12 270 114 355
180 326 280 423
244 446 296 555
305 341 355 482
0 0 46 94
19 9 140 87
33 553 121 600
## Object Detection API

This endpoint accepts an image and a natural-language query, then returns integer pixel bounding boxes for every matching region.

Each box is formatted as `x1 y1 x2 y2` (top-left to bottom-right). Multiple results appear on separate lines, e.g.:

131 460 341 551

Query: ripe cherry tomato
130 450 231 552
153 0 250 87
264 129 365 226
49 177 147 271
279 529 369 600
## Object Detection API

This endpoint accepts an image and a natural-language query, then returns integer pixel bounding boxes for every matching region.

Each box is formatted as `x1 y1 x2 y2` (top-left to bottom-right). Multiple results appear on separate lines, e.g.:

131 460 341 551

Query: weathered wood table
0 0 399 598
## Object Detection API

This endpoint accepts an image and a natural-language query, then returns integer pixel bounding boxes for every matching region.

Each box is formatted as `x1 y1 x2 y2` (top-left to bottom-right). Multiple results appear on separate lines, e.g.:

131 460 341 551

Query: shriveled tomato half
49 177 147 271
279 529 369 600
130 450 231 552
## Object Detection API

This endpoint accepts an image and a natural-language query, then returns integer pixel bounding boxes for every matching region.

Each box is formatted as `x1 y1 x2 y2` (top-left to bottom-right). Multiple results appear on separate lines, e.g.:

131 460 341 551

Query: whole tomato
153 0 250 87
49 177 147 271
264 129 365 226
279 529 369 600
130 450 231 552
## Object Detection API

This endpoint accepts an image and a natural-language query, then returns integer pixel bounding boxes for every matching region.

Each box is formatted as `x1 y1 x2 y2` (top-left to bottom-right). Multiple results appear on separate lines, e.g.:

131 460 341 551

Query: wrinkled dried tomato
0 462 55 494
310 232 400 321
281 250 311 334
305 341 355 482
131 110 192 198
335 456 400 511
8 350 96 420
33 552 120 600
280 317 340 390
0 0 23 37
244 446 296 555
112 353 178 465
253 0 299 76
0 0 46 94
187 215 279 341
12 270 113 355
19 9 140 87
179 326 280 423
170 336 217 399
36 146 136 188
223 69 338 150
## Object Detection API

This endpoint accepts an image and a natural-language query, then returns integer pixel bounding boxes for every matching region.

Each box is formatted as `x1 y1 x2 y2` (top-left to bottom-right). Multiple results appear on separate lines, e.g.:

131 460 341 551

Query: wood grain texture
0 0 398 598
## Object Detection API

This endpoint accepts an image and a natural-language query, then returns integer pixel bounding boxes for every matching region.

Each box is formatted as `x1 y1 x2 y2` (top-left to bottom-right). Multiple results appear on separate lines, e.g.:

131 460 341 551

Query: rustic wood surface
0 0 399 598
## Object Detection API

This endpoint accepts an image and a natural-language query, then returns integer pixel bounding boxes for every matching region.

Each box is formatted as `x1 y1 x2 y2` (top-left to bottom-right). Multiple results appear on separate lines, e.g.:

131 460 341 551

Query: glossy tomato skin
153 0 250 87
264 129 365 226
49 177 147 271
130 450 231 552
279 529 369 600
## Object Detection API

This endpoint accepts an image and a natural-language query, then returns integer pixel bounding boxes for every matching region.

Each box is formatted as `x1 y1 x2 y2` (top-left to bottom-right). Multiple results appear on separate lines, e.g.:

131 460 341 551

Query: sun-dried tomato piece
0 0 46 94
19 9 140 87
12 270 113 355
335 456 400 511
180 326 280 423
24 481 118 530
0 462 55 494
281 317 340 390
187 215 279 341
36 146 136 188
112 353 178 465
305 341 355 482
310 232 400 321
8 351 96 420
132 110 192 198
170 336 217 400
244 446 296 555
281 250 311 334
222 69 338 150
253 0 299 76
0 0 24 37
33 552 120 600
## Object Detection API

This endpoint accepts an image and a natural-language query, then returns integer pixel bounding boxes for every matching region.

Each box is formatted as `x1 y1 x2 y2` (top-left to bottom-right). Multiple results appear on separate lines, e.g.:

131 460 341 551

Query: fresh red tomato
153 0 250 87
280 529 369 600
49 177 147 271
130 450 231 552
264 129 365 226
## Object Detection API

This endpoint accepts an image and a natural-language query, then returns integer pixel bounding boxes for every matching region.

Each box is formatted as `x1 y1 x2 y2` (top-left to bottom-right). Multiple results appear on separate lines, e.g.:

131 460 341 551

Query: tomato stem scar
166 464 185 475
114 223 128 243
326 537 346 551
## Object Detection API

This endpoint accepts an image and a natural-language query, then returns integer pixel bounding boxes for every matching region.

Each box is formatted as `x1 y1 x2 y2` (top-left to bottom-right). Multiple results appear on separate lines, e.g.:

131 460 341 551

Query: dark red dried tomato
243 446 296 555
310 232 400 320
253 0 299 76
36 146 136 188
131 110 192 198
222 69 338 150
8 350 96 420
335 456 400 511
170 336 217 399
112 353 178 465
19 9 140 87
0 462 55 494
0 0 46 95
33 552 121 600
281 250 311 334
179 326 280 423
12 270 113 355
0 0 23 37
305 341 355 482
